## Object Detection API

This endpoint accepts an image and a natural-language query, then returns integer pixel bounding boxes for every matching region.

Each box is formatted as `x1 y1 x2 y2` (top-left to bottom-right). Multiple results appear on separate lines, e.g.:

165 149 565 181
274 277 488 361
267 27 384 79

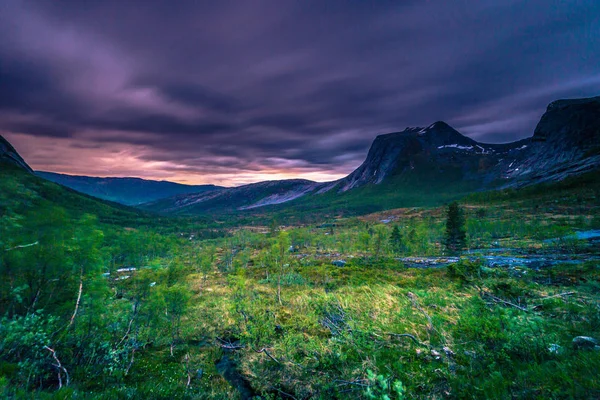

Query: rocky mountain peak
533 96 600 148
338 121 478 191
0 135 33 172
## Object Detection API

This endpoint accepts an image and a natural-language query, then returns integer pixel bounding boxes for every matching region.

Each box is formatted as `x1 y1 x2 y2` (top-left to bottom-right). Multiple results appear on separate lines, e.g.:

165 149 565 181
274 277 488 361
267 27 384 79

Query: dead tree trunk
68 267 83 328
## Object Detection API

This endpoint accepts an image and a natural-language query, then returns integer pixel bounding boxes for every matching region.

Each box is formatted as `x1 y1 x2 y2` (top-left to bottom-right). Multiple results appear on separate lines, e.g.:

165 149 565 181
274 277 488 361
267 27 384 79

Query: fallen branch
334 379 370 388
254 347 280 364
269 386 298 400
540 292 575 300
407 292 434 331
5 241 39 251
216 337 245 350
482 292 529 312
44 346 70 388
385 332 430 348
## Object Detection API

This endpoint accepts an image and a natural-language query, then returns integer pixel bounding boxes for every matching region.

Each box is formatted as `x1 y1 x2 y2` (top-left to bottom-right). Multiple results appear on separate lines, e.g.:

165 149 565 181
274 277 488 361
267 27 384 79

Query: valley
1 97 600 398
2 2 599 397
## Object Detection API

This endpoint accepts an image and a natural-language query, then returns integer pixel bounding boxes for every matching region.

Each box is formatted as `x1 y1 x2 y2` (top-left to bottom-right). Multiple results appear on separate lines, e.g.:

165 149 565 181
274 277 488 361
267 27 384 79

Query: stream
216 352 256 400
398 253 600 269
399 230 600 269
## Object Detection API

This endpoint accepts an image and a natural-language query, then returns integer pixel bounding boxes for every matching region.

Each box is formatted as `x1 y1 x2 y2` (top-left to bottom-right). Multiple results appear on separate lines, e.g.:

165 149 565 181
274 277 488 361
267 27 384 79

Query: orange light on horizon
3 132 351 187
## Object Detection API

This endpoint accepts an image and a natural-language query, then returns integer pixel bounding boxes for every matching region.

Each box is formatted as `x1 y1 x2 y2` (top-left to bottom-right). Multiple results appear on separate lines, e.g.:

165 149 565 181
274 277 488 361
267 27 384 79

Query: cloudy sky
1 0 599 185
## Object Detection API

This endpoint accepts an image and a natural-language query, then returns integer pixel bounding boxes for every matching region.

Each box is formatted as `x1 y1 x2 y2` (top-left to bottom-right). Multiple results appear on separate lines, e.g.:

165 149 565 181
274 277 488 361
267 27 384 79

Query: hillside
36 171 222 206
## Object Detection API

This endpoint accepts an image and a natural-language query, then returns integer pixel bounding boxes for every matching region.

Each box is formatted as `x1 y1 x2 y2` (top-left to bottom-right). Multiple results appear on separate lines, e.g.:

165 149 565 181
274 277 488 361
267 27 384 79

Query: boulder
572 336 599 350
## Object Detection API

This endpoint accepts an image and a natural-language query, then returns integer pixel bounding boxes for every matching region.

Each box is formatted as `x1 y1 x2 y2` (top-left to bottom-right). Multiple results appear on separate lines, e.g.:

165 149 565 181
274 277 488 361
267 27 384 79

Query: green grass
1 163 599 398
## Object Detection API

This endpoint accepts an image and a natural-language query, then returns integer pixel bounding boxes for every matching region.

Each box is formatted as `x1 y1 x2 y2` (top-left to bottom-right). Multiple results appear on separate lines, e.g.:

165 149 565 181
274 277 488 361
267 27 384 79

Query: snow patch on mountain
437 144 474 150
239 183 318 210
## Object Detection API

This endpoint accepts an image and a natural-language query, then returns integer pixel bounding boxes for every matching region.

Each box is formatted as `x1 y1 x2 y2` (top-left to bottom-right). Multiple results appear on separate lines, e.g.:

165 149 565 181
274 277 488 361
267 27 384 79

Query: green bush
446 259 483 282
364 369 405 400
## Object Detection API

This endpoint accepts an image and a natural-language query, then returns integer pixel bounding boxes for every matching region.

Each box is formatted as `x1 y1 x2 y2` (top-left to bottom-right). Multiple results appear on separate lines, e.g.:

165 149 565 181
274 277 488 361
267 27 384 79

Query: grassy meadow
1 167 599 399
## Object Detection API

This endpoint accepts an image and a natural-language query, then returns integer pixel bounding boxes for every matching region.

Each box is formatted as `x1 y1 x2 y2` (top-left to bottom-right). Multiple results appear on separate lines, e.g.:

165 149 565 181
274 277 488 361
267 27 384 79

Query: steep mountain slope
144 95 600 215
504 97 600 186
336 121 532 192
0 134 33 172
36 171 222 206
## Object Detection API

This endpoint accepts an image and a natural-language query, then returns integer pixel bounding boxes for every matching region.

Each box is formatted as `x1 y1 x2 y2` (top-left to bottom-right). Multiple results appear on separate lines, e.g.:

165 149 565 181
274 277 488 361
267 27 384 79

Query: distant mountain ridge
3 96 599 214
146 179 322 214
36 172 222 206
143 95 600 214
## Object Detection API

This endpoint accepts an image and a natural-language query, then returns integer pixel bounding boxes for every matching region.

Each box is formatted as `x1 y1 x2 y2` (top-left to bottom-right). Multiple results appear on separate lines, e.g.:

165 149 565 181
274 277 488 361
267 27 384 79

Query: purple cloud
1 0 599 184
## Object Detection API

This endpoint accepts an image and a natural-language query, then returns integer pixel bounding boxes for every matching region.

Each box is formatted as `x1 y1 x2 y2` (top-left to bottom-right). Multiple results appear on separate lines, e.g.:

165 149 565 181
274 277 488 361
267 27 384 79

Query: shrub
446 259 482 282
364 369 405 399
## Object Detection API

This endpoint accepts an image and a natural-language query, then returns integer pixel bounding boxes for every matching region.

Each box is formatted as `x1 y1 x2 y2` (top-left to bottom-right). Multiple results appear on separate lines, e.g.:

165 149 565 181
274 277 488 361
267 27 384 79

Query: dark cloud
0 0 599 183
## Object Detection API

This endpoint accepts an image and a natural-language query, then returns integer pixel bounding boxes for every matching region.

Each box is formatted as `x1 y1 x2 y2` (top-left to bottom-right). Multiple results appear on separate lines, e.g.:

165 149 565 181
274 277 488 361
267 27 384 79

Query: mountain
144 95 600 215
36 171 223 206
0 134 33 172
505 97 600 185
143 179 324 214
335 121 531 191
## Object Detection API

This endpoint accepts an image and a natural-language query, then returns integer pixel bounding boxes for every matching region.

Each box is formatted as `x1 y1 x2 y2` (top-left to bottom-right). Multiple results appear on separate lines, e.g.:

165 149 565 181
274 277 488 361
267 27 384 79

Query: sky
1 0 599 186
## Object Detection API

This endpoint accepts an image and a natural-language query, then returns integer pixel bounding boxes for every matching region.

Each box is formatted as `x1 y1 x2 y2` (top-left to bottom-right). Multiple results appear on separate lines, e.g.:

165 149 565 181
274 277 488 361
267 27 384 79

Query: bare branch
216 337 245 350
482 292 529 312
385 332 430 348
44 346 70 388
125 348 136 376
269 386 298 400
254 347 280 364
117 301 139 348
334 379 370 388
5 241 39 251
540 292 575 300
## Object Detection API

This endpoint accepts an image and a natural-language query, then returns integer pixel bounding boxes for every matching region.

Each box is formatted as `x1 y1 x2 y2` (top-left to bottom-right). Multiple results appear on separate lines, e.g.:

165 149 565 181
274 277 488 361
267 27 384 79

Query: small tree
389 225 403 255
198 245 215 289
358 231 370 254
372 225 388 257
274 231 290 305
444 202 467 254
161 284 191 356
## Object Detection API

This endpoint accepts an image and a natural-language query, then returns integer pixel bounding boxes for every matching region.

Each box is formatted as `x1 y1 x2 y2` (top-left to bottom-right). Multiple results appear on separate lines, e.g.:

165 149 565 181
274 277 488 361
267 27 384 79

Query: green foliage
2 161 600 398
0 312 58 388
389 225 403 255
364 370 405 400
447 259 482 282
444 201 467 254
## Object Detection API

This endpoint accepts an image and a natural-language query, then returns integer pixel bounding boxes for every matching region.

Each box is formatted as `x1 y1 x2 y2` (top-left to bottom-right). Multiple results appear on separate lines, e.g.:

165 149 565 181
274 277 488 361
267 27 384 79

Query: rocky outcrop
337 121 531 192
0 134 32 172
338 122 479 191
572 336 599 350
338 96 600 192
507 96 600 186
